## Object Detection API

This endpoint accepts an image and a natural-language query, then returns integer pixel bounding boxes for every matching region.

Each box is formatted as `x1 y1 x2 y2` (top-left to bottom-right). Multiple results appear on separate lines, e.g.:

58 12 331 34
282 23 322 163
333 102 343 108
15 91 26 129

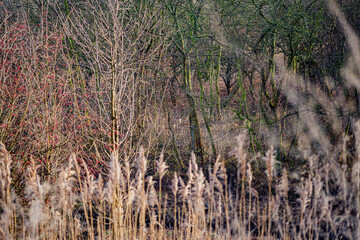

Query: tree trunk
184 56 204 165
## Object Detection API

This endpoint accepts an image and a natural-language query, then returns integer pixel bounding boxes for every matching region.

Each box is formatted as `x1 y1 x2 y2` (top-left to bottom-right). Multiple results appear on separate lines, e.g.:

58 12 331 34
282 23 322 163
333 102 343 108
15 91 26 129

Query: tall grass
0 127 359 239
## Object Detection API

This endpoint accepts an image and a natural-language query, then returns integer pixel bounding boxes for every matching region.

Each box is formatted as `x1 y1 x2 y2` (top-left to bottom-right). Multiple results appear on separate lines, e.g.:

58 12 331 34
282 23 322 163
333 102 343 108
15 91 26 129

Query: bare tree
61 0 169 159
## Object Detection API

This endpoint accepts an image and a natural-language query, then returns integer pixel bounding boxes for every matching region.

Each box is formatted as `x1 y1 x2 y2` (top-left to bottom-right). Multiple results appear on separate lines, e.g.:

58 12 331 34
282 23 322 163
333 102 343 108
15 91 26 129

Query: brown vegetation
0 0 360 239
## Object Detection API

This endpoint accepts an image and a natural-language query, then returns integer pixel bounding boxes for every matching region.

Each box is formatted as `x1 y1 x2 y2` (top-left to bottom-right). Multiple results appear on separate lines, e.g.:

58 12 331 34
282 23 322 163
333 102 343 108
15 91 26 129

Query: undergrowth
1 0 360 239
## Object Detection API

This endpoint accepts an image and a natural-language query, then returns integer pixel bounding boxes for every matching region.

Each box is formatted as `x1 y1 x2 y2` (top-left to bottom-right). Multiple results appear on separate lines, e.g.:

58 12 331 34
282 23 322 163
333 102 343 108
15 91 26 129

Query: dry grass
0 127 359 239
